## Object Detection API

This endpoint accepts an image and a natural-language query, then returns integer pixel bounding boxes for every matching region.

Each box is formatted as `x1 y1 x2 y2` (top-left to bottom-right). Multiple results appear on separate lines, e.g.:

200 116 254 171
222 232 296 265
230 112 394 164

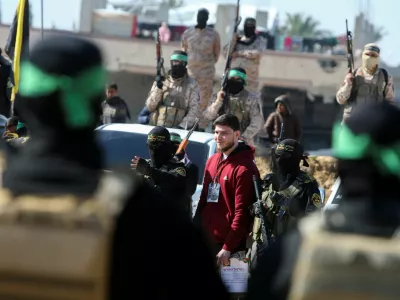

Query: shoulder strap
380 68 389 98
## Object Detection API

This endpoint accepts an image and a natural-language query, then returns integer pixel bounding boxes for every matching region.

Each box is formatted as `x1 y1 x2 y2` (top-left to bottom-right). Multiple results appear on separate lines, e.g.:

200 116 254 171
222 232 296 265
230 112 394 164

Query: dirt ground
255 155 338 201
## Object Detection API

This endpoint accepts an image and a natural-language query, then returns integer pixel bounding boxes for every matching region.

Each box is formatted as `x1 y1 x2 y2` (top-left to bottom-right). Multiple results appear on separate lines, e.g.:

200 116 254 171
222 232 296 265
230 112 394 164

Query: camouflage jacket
145 74 200 129
181 27 221 79
336 67 395 105
224 36 266 85
252 171 322 242
203 89 263 142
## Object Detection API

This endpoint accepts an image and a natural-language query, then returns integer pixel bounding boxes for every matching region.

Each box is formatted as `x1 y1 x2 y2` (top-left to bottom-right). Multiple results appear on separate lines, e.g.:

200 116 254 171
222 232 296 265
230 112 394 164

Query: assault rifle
346 19 354 73
218 0 241 116
253 175 271 245
155 23 166 89
176 118 200 155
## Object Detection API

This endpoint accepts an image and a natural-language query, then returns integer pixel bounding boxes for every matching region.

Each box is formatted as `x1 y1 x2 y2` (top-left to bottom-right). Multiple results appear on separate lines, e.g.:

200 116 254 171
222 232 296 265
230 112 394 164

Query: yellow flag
10 0 28 101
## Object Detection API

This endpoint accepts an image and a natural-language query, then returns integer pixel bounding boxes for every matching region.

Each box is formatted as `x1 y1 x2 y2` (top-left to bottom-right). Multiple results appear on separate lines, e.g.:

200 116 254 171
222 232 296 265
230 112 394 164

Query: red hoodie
195 142 260 251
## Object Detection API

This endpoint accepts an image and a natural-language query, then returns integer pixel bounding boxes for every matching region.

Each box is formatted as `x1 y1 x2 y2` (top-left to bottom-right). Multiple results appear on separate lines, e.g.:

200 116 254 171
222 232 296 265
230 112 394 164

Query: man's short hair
107 83 118 90
213 114 240 132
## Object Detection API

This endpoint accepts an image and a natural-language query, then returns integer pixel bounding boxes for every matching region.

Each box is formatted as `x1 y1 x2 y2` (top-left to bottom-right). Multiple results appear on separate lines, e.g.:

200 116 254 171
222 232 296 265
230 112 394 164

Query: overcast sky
2 0 399 66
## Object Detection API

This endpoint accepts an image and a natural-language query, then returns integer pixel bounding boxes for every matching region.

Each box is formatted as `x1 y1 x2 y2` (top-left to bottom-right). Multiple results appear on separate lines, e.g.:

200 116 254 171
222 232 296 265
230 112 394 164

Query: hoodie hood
224 141 255 161
274 95 292 115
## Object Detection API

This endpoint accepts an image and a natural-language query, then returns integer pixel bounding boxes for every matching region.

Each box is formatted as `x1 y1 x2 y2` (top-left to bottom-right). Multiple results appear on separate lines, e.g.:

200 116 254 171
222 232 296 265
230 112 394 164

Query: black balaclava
226 67 246 95
3 36 106 196
274 139 307 178
328 102 400 235
170 50 188 79
243 18 256 38
147 126 174 168
196 8 209 29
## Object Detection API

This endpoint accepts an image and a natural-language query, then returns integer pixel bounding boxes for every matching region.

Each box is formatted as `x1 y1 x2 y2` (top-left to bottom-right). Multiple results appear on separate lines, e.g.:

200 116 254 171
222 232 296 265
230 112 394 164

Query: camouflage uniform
224 36 266 94
336 68 395 123
146 74 200 129
203 89 263 144
182 27 221 128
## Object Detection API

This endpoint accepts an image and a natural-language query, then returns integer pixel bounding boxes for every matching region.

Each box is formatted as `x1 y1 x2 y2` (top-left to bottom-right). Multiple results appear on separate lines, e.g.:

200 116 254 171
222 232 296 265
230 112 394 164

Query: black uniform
134 126 190 213
170 132 199 215
250 139 321 269
247 102 400 300
2 36 229 300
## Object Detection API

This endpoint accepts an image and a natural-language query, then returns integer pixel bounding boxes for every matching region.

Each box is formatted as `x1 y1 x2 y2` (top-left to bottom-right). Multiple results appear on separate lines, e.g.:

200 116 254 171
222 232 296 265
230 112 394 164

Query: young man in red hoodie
194 114 260 266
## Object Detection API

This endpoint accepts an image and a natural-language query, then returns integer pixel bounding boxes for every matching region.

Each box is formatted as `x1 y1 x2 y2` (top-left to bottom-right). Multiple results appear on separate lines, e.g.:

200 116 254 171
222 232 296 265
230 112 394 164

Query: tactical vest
289 213 400 300
226 90 251 133
0 173 134 300
150 77 189 128
252 173 308 243
344 68 388 121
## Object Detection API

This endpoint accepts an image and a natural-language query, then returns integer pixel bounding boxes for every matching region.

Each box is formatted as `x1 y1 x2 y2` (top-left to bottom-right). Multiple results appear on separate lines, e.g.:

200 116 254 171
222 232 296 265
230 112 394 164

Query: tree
279 13 332 38
161 0 184 9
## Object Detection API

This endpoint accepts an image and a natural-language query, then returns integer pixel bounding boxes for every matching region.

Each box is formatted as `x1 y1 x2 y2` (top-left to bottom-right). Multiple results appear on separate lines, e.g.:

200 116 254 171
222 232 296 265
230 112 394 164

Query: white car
95 123 217 214
95 123 329 214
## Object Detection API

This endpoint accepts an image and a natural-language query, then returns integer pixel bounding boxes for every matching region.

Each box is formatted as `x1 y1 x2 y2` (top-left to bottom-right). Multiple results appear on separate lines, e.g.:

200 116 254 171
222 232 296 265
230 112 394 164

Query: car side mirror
318 187 325 205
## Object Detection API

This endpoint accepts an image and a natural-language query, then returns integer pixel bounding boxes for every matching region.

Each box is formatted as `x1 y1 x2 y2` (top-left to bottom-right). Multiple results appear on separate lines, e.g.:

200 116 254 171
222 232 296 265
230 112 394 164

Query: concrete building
1 25 398 149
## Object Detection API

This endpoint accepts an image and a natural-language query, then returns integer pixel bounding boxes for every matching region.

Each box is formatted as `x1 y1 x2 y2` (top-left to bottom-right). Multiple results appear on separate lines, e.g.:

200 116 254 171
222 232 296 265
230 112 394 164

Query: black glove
155 75 163 89
136 158 151 175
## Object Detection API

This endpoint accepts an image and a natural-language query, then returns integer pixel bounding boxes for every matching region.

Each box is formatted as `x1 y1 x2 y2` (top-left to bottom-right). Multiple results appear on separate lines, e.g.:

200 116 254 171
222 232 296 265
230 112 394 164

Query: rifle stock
175 118 199 154
218 0 241 115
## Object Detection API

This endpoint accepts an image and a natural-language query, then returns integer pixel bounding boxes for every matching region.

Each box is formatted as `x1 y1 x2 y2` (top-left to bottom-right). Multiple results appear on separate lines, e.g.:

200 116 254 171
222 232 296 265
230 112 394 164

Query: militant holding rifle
218 0 241 116
345 19 354 73
176 118 200 155
155 24 166 89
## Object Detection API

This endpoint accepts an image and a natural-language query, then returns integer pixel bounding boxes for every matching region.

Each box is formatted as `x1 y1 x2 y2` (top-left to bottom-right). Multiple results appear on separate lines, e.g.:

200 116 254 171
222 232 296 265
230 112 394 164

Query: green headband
228 69 247 85
16 121 25 131
170 135 182 143
332 122 400 177
19 62 107 128
170 54 188 62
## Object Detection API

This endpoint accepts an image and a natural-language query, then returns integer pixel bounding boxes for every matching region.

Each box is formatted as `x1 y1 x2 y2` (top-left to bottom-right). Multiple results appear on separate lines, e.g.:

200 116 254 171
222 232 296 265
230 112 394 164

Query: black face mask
196 14 208 29
276 155 300 176
244 26 256 38
170 65 186 79
226 79 244 95
148 145 173 168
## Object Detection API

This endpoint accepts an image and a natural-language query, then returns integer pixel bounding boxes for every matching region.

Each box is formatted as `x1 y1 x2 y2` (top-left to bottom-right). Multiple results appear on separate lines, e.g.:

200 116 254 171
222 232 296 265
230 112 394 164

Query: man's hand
217 90 226 103
345 68 354 85
216 249 231 266
131 156 151 175
155 75 163 89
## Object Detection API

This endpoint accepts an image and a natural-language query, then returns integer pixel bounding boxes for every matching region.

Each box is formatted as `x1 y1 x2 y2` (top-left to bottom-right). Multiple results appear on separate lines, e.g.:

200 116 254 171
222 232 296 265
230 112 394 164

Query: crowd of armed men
0 7 398 300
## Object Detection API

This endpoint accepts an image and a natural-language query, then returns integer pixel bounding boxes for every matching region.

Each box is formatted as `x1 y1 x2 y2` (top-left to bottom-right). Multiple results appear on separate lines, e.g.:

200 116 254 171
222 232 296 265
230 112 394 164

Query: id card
207 182 220 203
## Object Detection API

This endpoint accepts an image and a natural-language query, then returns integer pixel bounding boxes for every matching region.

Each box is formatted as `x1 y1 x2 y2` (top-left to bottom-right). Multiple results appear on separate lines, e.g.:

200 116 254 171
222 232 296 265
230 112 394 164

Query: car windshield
95 130 210 185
